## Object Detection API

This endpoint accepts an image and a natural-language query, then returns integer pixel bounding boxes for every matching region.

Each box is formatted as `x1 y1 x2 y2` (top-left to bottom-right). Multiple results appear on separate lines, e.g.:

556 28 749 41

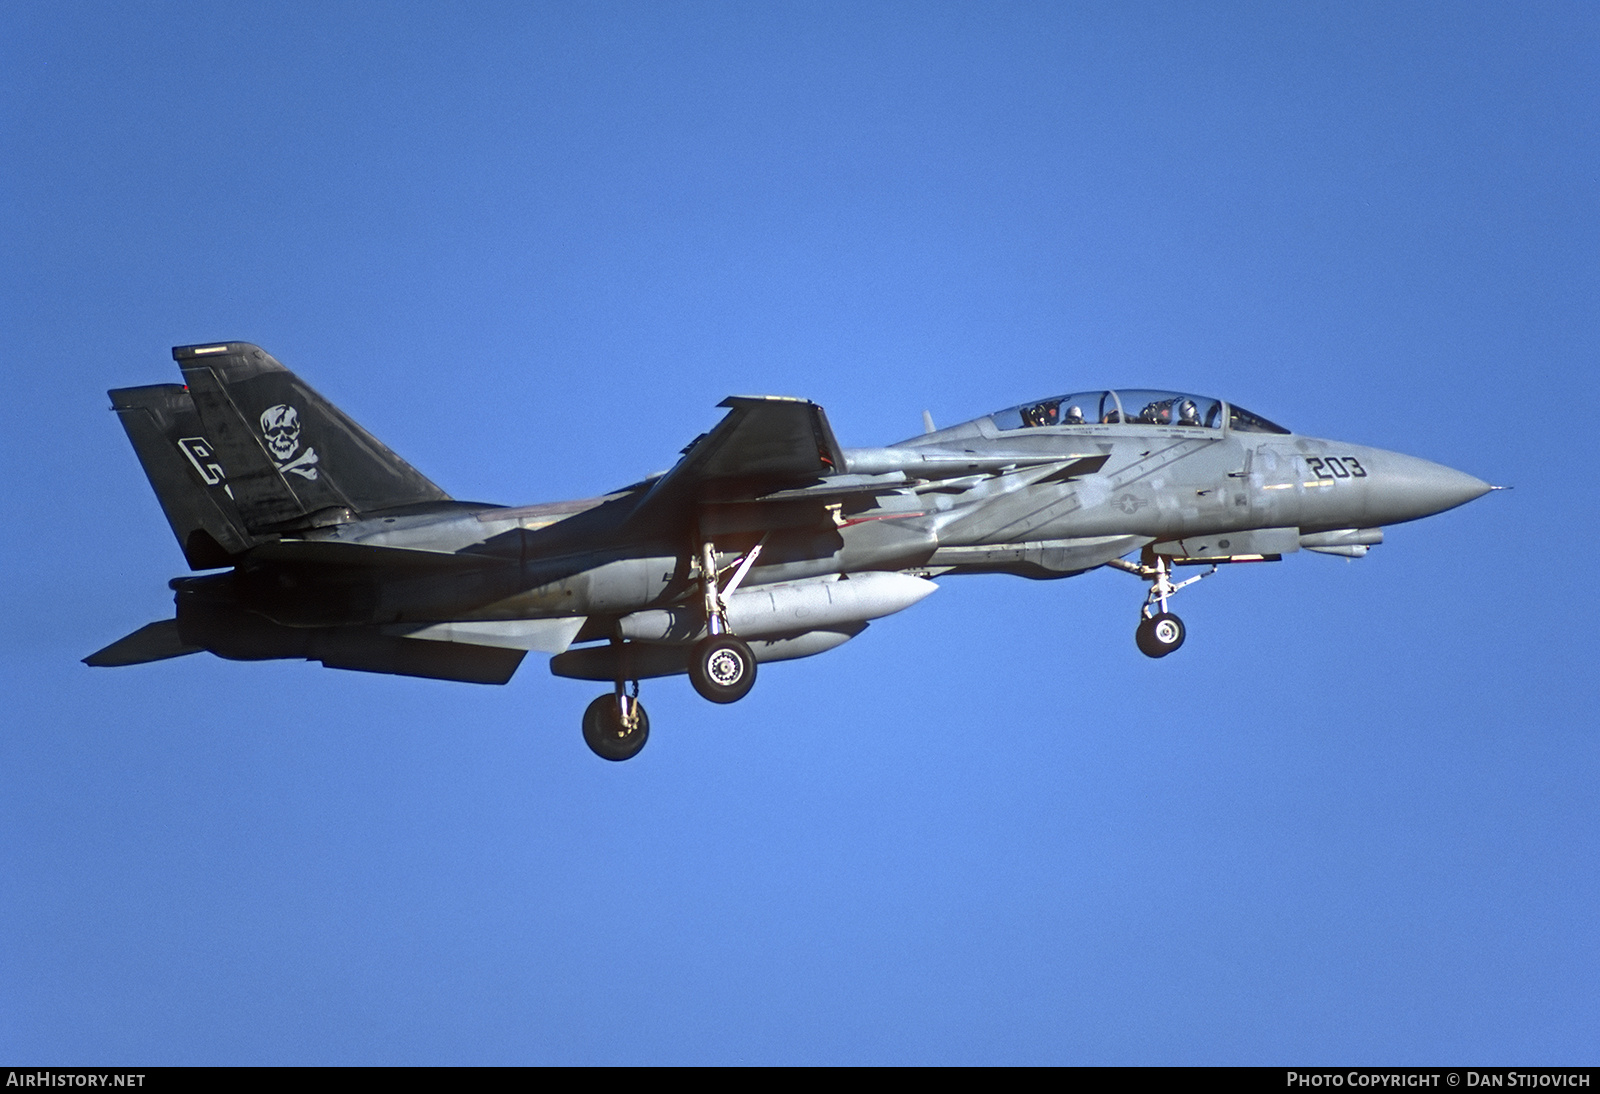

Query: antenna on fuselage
922 410 936 435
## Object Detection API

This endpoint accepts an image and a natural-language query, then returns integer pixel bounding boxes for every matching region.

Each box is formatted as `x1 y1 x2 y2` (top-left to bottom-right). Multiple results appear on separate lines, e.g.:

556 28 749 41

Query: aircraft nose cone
1369 452 1493 524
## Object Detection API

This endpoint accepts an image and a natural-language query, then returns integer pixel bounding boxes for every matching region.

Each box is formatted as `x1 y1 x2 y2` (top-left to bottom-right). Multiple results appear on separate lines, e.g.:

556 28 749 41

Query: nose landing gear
1136 612 1186 658
1109 549 1214 659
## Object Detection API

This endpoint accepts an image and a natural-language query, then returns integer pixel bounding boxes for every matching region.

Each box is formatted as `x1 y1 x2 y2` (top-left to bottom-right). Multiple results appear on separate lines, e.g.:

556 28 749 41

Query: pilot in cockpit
1063 405 1085 425
1022 401 1060 427
1139 401 1172 425
1178 399 1201 426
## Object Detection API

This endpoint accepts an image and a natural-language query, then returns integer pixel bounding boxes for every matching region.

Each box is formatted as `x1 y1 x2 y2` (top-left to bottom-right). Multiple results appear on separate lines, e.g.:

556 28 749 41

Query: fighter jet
88 342 1494 760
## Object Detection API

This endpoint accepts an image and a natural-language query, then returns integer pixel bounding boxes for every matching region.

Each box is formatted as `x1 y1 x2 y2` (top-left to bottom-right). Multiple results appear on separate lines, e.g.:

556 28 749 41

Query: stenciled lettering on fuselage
258 404 320 480
1305 455 1368 482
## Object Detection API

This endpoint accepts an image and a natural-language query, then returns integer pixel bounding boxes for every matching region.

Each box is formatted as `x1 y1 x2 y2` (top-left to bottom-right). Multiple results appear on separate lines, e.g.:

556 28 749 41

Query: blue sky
3 1 1596 1064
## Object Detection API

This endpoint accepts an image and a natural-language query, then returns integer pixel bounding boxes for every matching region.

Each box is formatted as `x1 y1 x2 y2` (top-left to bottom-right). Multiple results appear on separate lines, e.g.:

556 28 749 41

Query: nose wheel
1136 612 1186 658
1110 549 1213 660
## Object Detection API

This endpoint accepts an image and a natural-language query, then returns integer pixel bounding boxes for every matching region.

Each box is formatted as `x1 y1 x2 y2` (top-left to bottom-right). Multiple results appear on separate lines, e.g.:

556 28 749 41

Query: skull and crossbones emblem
259 404 320 480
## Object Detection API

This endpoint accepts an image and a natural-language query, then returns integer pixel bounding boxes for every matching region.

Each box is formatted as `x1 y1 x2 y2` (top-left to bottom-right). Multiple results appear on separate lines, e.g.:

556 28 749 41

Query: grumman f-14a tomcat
88 342 1495 760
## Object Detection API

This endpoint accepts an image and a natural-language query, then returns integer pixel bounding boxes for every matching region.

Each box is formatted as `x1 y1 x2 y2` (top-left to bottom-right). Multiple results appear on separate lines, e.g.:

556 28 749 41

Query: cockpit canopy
989 389 1288 434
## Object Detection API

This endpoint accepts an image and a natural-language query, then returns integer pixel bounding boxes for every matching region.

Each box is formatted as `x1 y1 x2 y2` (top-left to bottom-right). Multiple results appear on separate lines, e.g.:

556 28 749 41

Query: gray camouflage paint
89 343 1492 714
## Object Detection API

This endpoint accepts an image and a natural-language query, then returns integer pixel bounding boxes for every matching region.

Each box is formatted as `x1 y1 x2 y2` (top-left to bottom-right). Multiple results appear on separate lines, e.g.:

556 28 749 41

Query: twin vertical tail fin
109 381 260 569
110 342 452 569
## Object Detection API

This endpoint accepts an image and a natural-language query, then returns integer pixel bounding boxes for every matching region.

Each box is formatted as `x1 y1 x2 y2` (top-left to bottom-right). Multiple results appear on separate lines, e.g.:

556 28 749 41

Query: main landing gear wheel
689 634 757 704
1136 612 1186 658
582 694 650 761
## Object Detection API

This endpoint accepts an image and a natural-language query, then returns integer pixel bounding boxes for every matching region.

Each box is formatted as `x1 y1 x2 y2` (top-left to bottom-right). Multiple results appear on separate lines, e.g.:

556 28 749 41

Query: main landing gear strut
1108 550 1217 659
688 539 760 705
580 539 765 761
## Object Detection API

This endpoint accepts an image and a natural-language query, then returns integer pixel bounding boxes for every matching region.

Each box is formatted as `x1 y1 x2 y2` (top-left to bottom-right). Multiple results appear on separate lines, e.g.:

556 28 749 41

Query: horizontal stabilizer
84 620 201 667
173 599 526 684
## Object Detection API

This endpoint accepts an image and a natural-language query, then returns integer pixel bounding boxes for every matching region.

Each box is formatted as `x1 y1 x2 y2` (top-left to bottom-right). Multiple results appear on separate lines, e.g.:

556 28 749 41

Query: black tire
689 634 758 704
1135 612 1186 658
582 694 650 761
